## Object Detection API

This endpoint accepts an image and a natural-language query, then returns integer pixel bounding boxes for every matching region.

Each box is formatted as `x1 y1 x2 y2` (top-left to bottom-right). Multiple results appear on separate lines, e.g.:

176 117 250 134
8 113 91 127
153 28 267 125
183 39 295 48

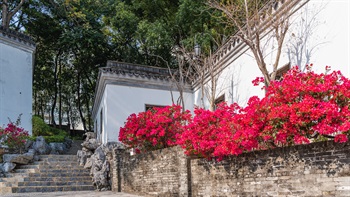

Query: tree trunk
58 61 62 128
1 0 9 28
1 0 26 28
77 72 87 131
51 51 61 126
85 95 92 132
66 109 71 136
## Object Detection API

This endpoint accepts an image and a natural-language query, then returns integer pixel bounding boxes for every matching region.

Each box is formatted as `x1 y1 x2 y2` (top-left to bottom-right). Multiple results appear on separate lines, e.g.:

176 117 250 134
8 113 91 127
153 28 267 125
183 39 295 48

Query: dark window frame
145 104 166 112
271 62 291 81
214 94 225 110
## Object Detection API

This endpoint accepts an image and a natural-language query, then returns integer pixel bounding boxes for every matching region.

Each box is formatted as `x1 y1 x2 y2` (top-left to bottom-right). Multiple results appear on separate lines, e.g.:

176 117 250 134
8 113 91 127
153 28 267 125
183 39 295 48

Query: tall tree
208 0 292 87
22 0 113 130
0 0 26 28
20 0 234 129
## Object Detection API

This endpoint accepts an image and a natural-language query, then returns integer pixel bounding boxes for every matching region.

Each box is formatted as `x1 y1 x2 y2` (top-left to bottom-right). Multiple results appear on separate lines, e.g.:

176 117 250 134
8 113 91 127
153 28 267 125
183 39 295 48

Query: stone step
33 161 80 166
1 154 94 194
17 181 93 187
36 166 85 170
0 181 18 187
14 168 37 173
16 164 39 169
0 177 25 182
0 187 12 195
4 172 29 178
39 155 78 158
16 164 85 171
15 168 88 174
38 160 79 163
37 160 79 164
23 176 91 182
38 156 78 161
28 172 91 177
37 169 88 173
12 185 95 193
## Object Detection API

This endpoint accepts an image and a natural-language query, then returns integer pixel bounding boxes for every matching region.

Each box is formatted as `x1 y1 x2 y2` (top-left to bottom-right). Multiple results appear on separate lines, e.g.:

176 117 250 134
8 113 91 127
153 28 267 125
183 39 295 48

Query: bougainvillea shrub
119 105 191 152
119 65 350 160
0 122 29 151
178 103 242 159
259 65 350 146
180 65 350 159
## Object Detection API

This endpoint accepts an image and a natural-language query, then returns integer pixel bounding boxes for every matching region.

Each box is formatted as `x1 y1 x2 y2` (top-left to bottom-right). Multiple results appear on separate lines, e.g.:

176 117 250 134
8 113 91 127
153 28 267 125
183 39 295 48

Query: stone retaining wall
112 146 188 196
112 141 350 197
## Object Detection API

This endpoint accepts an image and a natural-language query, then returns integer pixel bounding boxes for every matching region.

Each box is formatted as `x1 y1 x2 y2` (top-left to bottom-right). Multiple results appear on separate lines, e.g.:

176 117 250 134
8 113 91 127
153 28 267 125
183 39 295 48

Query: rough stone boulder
64 137 73 148
94 146 106 161
93 160 110 191
0 169 4 177
82 139 99 150
77 149 93 166
84 157 93 169
49 142 68 154
76 136 125 191
0 162 16 173
90 154 103 174
24 140 34 152
3 150 35 165
33 136 51 155
84 132 96 140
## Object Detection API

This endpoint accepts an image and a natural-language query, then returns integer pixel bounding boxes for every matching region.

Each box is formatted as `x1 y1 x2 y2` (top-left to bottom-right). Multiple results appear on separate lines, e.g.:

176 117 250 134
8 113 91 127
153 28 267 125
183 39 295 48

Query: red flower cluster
180 66 350 159
259 66 350 146
119 66 350 160
119 105 191 152
0 122 29 150
178 103 242 159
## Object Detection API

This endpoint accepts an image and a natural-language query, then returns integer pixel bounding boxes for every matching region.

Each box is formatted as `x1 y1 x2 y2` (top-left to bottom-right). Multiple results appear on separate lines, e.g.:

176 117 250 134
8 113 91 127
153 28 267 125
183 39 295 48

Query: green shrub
31 116 69 143
27 136 37 141
71 136 84 140
32 116 51 136
44 135 66 143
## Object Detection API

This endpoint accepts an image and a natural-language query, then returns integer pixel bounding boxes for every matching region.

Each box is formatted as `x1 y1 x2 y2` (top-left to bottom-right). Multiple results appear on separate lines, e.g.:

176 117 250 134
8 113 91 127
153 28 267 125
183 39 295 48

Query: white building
92 61 193 144
92 0 349 144
0 27 36 135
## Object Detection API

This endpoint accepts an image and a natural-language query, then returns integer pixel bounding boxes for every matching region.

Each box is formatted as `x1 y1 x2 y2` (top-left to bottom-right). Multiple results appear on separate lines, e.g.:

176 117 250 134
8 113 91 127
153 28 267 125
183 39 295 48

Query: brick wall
112 146 188 196
112 141 350 197
191 141 350 196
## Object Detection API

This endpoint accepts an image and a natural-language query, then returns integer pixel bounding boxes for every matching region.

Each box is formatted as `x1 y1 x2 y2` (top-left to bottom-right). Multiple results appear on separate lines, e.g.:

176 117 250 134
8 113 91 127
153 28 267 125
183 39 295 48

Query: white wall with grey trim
193 0 350 109
0 36 35 135
95 84 194 144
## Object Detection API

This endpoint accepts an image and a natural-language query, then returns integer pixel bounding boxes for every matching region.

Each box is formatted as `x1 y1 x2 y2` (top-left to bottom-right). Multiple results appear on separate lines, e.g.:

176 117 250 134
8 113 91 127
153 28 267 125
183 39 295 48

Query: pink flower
335 134 348 143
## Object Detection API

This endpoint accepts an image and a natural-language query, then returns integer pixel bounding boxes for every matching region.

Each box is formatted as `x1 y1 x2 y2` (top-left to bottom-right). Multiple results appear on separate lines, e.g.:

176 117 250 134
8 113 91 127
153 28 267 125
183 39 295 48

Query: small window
214 94 225 110
271 62 291 81
145 104 165 112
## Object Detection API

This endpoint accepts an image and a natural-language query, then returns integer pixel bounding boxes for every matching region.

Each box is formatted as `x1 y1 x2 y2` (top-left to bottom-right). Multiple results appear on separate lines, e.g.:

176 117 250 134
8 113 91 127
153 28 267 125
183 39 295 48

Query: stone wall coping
0 26 36 47
116 140 349 161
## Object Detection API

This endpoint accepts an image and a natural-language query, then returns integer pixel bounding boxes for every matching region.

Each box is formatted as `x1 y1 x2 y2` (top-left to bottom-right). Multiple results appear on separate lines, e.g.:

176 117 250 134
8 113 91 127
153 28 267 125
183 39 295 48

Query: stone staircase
0 155 94 194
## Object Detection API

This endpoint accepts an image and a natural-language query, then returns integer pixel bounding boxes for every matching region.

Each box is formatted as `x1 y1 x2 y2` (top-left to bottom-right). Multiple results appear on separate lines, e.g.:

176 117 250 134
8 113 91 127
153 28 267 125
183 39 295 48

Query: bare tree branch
207 0 297 87
1 0 26 28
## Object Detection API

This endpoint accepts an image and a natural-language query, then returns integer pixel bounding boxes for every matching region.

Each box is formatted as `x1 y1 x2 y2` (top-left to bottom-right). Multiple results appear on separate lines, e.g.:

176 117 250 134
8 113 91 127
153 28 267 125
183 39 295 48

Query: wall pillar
111 147 124 192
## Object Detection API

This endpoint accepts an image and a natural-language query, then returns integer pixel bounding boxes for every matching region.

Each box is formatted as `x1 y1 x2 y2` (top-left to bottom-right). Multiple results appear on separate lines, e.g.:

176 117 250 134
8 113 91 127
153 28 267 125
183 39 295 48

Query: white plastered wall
0 39 34 135
286 0 350 76
195 0 350 108
96 84 193 144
